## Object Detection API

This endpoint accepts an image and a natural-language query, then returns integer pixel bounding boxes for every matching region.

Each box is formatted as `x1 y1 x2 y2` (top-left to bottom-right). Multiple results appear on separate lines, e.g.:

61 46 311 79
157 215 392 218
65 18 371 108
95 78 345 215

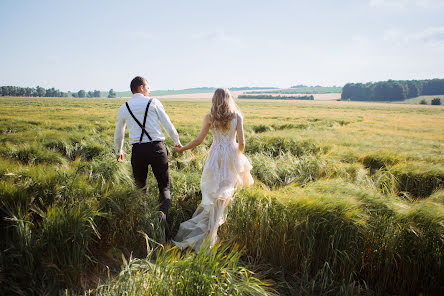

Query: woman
172 88 253 251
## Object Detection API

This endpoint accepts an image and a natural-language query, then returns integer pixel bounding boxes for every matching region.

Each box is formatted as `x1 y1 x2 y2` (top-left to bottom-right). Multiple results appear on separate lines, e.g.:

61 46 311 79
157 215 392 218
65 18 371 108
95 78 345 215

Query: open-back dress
172 113 253 250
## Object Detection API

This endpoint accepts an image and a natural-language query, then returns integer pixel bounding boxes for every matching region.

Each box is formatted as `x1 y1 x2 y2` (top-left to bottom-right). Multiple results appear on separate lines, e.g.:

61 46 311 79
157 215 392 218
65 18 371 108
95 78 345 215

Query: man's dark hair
130 76 146 94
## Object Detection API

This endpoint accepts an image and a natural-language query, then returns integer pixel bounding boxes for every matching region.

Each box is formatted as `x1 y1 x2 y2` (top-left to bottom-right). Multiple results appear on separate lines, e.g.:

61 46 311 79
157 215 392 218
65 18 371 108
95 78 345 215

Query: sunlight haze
1 0 444 91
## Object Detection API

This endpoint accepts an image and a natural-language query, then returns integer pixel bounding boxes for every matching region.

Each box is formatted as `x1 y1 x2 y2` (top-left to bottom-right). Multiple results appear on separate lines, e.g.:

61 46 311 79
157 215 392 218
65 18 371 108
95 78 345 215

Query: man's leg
149 142 171 238
131 144 149 191
150 142 171 215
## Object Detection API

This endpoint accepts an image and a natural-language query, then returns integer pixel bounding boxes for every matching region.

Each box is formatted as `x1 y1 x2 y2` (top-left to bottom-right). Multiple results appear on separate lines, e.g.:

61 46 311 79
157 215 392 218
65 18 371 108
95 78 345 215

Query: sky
1 0 444 91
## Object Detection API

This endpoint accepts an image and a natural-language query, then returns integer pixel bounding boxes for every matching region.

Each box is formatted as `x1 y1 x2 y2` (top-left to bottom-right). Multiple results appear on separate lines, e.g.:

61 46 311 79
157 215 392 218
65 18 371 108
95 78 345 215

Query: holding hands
174 144 184 153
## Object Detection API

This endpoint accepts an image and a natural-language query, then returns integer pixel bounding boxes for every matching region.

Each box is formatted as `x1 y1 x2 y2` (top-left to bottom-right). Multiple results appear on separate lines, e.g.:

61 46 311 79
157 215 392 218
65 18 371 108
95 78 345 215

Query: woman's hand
174 144 184 153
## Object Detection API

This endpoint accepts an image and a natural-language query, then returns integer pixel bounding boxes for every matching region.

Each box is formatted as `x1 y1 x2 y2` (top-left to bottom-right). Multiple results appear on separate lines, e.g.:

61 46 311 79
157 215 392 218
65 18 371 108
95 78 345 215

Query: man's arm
155 99 181 146
114 106 126 161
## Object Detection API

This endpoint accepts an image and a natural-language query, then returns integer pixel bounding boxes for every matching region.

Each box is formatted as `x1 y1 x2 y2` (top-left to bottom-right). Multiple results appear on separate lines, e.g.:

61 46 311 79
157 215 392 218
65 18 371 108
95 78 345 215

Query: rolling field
157 91 341 100
401 95 444 105
1 96 443 295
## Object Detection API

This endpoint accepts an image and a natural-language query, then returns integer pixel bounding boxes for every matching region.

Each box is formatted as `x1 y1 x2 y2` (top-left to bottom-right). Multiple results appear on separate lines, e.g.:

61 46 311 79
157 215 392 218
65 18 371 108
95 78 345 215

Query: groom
114 76 182 239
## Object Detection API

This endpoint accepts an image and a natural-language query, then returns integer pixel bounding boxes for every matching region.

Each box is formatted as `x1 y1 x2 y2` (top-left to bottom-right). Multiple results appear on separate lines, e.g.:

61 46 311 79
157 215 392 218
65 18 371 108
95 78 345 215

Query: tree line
0 86 118 98
71 90 101 98
0 86 68 97
341 79 444 101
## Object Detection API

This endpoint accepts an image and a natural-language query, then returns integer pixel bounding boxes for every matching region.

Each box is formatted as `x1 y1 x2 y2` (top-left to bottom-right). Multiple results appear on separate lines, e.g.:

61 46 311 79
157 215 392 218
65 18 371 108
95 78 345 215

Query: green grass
0 96 443 295
223 181 444 295
91 244 273 296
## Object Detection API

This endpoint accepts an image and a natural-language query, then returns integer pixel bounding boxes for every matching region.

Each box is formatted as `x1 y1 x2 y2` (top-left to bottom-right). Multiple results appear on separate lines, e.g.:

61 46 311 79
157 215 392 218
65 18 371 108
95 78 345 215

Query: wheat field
1 96 443 295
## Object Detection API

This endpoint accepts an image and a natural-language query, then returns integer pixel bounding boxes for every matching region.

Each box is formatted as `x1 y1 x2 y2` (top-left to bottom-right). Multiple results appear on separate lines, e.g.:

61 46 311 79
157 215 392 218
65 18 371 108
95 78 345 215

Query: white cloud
383 26 444 48
383 28 404 44
352 34 372 46
192 30 229 42
369 0 408 8
409 27 444 49
127 31 154 41
191 30 244 47
140 32 153 40
369 0 444 8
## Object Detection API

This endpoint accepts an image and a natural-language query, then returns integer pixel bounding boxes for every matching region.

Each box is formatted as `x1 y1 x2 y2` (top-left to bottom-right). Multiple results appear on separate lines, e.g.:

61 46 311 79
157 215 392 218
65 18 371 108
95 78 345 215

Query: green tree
374 81 406 101
9 86 17 96
25 87 33 97
341 83 374 101
407 80 422 98
431 98 441 105
46 87 56 97
36 86 46 97
17 87 25 96
108 89 116 98
78 90 86 98
422 79 444 95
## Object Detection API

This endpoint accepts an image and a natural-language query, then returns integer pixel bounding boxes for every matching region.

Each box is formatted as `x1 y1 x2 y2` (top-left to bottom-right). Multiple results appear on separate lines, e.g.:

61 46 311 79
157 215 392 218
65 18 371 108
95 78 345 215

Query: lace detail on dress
173 114 253 251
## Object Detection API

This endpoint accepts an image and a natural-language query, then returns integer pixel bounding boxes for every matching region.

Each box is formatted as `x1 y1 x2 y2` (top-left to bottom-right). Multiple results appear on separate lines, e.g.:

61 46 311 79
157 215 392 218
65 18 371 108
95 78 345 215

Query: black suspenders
125 98 153 143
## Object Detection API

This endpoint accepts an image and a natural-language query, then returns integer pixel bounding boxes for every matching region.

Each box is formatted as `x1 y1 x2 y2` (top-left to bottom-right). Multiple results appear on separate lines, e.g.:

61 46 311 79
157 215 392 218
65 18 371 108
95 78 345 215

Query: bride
172 88 254 251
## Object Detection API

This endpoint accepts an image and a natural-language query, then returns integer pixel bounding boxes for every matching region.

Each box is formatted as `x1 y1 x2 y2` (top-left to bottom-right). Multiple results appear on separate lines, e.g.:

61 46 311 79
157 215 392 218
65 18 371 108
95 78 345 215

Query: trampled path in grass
0 97 443 295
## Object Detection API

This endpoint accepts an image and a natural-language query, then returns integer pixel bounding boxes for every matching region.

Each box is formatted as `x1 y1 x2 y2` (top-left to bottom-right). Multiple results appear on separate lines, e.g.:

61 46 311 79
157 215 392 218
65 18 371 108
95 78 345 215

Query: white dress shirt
114 93 180 155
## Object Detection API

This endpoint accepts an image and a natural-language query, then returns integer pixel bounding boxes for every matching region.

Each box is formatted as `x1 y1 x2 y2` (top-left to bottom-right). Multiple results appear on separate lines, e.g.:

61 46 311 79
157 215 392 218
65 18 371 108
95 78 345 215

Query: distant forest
341 79 444 101
4 81 443 102
238 95 314 100
0 86 112 98
0 86 69 97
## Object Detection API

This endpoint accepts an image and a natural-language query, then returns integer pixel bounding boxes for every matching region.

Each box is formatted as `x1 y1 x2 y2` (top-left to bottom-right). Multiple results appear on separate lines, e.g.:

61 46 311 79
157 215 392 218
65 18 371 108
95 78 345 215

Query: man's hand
116 153 124 162
174 144 184 153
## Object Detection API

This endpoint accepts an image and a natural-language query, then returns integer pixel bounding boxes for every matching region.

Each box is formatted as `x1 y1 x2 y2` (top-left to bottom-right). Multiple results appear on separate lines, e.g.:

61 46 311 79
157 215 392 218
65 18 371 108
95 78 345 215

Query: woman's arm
236 113 245 152
175 114 211 152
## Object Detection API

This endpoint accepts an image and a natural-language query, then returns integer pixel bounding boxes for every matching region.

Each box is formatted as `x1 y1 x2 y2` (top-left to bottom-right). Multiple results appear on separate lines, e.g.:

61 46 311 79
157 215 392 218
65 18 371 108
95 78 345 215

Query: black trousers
131 141 171 218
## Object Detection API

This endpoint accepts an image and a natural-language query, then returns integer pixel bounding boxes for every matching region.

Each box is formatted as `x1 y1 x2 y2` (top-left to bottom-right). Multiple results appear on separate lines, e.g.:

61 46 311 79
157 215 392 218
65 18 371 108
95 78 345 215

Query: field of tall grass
1 97 443 295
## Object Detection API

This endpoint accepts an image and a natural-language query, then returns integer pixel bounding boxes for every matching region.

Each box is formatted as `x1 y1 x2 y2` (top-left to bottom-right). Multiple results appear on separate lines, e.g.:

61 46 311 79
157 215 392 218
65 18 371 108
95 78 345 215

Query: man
114 76 181 239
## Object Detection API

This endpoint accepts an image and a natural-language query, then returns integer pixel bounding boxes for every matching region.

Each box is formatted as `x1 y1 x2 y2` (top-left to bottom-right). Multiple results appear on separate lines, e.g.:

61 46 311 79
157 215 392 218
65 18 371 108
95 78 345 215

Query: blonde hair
210 88 239 130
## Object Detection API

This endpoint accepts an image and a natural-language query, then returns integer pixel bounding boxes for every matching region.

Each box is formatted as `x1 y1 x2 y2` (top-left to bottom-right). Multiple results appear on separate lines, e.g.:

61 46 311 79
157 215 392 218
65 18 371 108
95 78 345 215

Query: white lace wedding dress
173 114 254 251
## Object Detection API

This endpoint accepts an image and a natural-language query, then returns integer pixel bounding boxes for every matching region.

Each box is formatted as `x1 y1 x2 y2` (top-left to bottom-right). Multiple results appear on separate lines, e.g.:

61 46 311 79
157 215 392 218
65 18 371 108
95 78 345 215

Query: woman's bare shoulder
203 113 212 124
